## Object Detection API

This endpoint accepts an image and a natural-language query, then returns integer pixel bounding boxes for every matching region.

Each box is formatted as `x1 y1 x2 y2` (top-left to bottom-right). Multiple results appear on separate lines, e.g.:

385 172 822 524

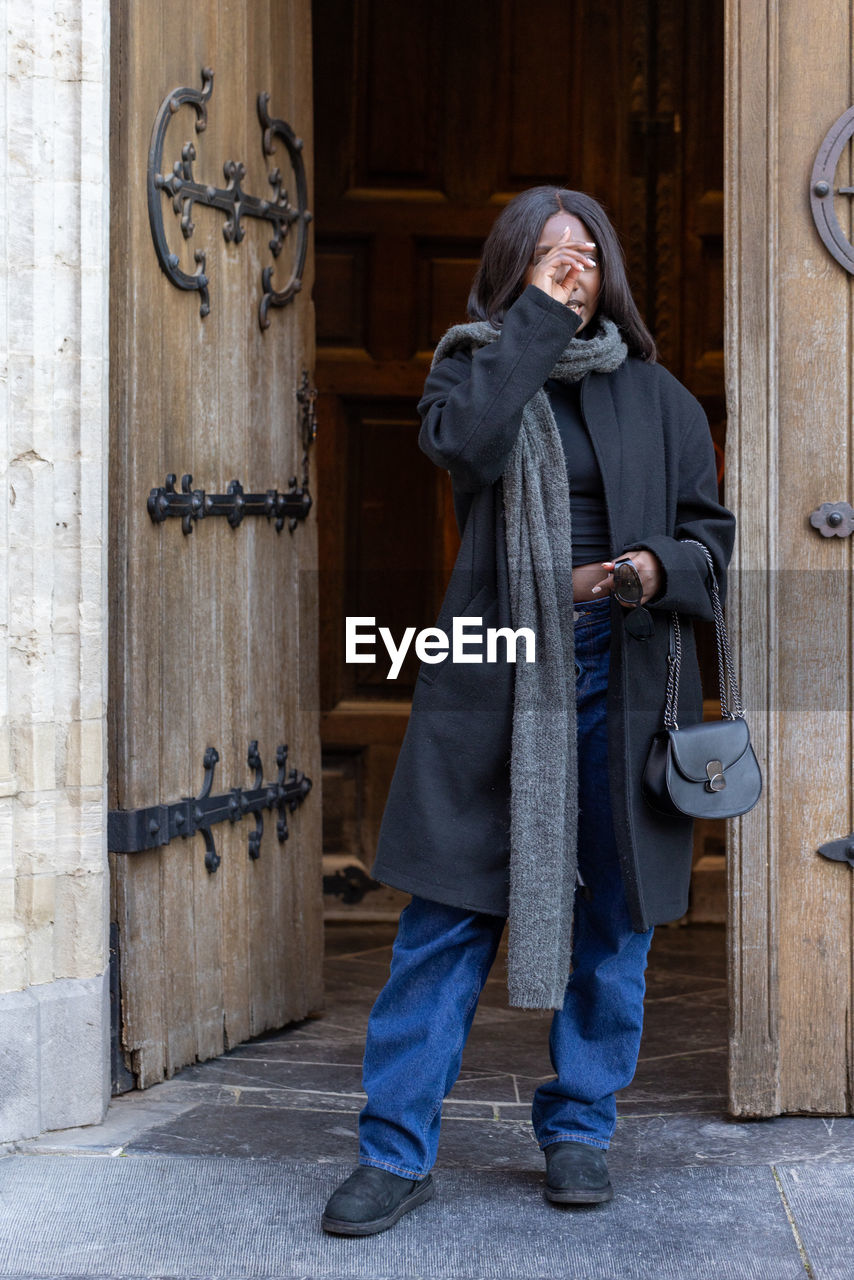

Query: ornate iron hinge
147 67 312 328
147 371 318 534
108 741 311 873
148 473 311 534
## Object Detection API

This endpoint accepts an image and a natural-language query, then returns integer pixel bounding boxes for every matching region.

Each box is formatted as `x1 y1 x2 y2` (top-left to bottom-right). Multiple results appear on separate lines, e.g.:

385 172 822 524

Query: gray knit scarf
431 315 628 1009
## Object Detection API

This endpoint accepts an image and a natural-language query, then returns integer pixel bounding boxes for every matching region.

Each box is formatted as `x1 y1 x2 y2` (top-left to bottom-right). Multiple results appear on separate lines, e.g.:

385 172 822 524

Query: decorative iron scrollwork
811 107 854 273
148 473 311 534
147 67 311 327
108 741 311 872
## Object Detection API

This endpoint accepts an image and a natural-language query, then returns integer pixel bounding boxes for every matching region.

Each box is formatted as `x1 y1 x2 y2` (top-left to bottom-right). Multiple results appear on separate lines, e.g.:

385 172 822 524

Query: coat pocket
417 583 497 687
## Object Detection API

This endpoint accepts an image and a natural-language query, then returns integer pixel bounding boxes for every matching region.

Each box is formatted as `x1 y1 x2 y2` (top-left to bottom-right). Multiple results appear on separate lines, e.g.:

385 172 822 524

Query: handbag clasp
705 760 726 792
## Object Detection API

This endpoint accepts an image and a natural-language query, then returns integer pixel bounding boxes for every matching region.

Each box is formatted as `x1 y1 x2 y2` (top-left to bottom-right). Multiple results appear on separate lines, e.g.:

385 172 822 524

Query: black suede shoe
321 1165 434 1236
543 1140 613 1204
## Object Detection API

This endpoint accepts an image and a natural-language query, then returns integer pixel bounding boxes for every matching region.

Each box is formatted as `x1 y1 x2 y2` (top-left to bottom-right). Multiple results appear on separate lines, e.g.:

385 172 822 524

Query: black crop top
544 378 611 567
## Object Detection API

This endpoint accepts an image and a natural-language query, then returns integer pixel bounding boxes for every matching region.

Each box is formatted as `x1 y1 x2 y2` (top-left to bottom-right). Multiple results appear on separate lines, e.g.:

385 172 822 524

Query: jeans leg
359 895 504 1178
531 873 653 1149
532 603 654 1150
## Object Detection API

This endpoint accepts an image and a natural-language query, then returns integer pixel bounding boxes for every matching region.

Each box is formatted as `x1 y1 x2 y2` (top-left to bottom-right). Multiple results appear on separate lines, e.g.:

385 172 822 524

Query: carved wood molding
652 0 682 369
724 0 781 1119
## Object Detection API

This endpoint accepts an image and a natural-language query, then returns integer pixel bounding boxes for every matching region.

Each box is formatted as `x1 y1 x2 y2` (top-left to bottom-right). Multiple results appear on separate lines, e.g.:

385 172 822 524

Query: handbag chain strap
663 539 744 731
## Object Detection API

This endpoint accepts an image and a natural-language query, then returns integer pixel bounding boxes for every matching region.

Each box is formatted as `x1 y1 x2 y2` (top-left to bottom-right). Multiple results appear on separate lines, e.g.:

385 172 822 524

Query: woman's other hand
592 550 664 607
527 227 598 308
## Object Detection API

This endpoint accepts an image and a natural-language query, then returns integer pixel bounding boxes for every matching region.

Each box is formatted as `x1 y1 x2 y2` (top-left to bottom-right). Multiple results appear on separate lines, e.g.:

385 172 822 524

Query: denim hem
359 1155 428 1180
539 1133 610 1152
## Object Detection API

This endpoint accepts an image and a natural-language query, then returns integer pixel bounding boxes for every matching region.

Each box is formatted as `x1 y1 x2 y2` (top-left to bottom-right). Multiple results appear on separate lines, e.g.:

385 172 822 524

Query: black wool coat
370 285 736 931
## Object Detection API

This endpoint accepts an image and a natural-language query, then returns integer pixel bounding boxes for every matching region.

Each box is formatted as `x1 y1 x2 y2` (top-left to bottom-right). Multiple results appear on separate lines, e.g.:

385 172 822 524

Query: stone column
0 0 111 1140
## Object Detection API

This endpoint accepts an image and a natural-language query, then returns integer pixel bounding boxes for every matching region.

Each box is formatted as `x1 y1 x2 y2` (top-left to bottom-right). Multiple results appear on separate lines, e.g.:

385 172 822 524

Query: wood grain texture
109 0 322 1087
726 0 854 1116
725 0 780 1118
774 0 852 1113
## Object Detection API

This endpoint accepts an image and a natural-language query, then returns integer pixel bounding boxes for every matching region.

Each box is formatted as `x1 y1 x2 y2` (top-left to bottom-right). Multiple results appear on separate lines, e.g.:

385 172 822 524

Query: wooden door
109 0 322 1087
311 0 726 911
726 0 854 1115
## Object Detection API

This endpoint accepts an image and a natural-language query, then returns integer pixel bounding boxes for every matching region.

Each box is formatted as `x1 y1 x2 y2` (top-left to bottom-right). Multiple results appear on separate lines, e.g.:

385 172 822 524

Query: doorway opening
311 0 728 1110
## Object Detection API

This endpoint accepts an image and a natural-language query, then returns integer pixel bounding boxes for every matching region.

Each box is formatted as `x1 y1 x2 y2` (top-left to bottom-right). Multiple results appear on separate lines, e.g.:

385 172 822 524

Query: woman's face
524 212 602 331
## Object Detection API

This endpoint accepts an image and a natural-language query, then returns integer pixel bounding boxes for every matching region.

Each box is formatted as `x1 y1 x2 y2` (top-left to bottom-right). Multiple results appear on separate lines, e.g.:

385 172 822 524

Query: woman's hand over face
592 550 664 607
528 228 598 308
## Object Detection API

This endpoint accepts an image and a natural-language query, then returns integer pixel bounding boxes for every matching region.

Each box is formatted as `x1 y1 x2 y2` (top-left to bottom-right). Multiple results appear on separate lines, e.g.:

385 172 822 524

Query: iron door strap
148 375 317 534
818 835 854 870
323 863 381 904
148 473 312 534
108 742 311 873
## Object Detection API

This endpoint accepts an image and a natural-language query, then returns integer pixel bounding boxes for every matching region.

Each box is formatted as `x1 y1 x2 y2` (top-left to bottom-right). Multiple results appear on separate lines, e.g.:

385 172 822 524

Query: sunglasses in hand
611 558 644 607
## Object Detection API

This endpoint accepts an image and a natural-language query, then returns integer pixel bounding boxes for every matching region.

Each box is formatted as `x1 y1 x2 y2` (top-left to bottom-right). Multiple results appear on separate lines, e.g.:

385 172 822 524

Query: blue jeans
358 596 654 1179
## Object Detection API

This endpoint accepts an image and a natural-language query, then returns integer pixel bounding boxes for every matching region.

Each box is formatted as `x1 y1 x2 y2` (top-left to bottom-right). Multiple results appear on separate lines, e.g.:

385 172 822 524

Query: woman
321 187 736 1236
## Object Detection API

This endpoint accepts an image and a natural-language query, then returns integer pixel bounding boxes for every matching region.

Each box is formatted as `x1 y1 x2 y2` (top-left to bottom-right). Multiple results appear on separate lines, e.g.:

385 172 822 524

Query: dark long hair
467 187 656 362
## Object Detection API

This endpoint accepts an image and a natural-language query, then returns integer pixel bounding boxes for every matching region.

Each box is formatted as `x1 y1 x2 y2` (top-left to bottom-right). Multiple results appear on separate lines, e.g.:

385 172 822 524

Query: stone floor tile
321 956 394 985
636 999 728 1058
775 1161 854 1280
435 1117 545 1170
458 1020 552 1079
323 923 397 957
0 1154 808 1280
176 1057 364 1096
646 922 727 975
617 1096 726 1118
628 1046 728 1101
126 1102 364 1162
124 1098 546 1169
10 920 854 1278
433 1099 500 1120
446 1072 524 1104
643 969 728 1001
222 1038 366 1066
230 1089 364 1114
608 1111 854 1170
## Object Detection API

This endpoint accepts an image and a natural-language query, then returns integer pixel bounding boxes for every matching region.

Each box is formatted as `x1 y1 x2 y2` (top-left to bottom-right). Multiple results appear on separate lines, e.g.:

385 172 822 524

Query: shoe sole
545 1182 614 1205
321 1174 435 1236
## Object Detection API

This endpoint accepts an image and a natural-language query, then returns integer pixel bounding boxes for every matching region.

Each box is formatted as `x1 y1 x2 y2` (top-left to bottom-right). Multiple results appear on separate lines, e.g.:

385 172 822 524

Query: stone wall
0 0 111 1141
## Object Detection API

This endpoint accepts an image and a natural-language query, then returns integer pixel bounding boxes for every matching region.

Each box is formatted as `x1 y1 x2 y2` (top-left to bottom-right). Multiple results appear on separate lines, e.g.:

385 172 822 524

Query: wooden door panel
726 0 854 1115
110 0 321 1087
773 0 851 1112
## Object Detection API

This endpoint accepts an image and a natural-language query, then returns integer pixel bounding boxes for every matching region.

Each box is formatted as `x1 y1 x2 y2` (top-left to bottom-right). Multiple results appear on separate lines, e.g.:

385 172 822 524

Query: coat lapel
580 364 667 552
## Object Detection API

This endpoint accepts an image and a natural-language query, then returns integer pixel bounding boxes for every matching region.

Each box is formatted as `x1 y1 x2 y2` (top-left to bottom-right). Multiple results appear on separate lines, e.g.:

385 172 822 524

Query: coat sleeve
618 396 736 620
417 284 581 491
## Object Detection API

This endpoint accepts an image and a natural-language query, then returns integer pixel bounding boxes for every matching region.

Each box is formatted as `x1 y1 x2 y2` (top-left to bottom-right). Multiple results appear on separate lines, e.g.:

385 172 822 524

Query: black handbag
641 540 762 820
